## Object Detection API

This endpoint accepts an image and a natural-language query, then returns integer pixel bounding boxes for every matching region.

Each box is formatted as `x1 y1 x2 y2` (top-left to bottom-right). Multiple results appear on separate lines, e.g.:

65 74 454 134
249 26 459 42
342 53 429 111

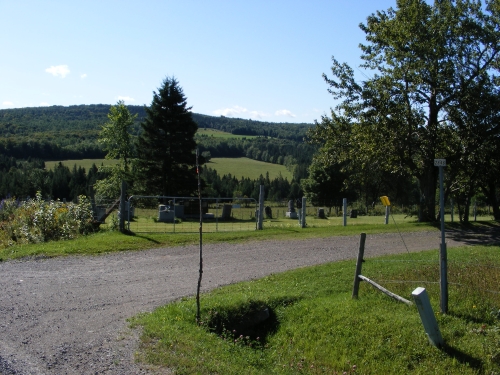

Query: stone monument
286 199 298 219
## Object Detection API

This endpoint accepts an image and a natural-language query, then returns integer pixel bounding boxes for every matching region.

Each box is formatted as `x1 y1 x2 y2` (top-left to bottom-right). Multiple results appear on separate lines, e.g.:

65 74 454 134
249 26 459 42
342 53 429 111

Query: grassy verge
0 221 443 262
1 221 498 262
131 245 500 374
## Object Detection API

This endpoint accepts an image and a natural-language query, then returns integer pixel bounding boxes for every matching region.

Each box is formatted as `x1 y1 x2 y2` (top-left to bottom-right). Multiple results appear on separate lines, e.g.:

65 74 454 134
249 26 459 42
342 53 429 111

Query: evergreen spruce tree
135 77 198 196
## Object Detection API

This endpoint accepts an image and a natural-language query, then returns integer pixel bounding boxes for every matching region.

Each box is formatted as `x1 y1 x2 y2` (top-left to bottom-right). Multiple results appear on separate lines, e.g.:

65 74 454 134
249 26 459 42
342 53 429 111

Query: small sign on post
433 159 446 167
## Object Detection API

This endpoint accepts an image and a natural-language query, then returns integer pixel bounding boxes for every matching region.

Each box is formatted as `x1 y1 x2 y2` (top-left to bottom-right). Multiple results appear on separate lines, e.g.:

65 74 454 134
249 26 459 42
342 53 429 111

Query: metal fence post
343 198 347 227
119 180 126 233
173 197 176 233
301 197 306 228
258 185 264 230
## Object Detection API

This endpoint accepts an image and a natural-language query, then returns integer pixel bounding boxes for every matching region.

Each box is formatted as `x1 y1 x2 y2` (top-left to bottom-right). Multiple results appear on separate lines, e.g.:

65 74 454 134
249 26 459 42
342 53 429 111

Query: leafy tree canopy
308 0 500 221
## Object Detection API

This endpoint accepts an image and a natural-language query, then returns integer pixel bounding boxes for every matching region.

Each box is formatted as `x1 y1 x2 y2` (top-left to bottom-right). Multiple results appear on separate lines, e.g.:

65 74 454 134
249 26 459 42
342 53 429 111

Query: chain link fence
124 196 258 233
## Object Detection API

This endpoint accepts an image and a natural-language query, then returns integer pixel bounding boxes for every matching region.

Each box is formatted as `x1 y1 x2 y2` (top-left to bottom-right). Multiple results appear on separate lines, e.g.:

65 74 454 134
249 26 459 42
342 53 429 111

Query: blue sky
1 0 398 124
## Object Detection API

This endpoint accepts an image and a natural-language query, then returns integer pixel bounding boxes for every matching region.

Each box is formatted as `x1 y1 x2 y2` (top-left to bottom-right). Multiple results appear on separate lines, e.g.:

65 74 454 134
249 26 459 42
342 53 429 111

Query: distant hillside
0 105 316 181
0 104 312 142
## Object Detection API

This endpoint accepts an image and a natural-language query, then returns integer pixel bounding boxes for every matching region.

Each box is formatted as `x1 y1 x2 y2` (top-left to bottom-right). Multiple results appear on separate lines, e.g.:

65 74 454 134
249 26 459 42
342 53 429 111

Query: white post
412 287 444 347
343 198 347 227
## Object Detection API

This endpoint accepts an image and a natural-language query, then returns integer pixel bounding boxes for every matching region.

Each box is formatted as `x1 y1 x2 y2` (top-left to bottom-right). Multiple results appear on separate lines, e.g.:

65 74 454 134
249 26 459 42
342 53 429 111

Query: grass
207 157 292 180
196 128 260 139
44 158 117 171
2 219 498 262
0 220 441 261
43 155 292 180
131 245 500 374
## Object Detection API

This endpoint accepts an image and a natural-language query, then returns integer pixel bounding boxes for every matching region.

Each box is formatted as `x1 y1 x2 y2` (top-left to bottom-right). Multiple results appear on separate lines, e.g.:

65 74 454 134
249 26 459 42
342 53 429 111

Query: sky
1 0 400 124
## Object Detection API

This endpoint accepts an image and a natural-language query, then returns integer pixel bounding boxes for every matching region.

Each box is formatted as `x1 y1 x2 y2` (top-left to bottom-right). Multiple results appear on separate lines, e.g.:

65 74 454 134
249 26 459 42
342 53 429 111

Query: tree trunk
418 166 438 222
481 182 500 220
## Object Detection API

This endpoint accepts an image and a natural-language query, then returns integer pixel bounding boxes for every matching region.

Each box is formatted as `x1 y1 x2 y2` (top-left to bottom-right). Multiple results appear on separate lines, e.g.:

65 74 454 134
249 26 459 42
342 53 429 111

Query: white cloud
2 101 14 107
45 65 70 78
117 96 135 102
275 109 296 118
213 105 268 120
39 102 50 106
80 73 87 79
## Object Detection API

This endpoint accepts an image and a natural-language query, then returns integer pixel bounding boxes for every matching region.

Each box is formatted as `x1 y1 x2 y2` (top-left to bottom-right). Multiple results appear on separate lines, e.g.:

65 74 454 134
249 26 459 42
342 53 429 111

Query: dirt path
0 229 497 374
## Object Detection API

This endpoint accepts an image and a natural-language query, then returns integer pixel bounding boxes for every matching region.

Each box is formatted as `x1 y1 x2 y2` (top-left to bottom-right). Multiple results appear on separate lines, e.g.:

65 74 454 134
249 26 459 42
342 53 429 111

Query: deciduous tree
311 0 500 221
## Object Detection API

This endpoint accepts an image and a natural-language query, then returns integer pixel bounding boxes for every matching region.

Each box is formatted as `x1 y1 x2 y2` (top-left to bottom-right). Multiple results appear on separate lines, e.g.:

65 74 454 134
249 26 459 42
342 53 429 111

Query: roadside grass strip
0 222 439 261
131 245 500 375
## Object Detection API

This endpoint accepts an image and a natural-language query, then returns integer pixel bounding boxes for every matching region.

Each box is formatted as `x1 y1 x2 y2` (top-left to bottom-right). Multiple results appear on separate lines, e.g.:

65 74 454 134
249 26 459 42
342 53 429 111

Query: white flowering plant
0 193 96 248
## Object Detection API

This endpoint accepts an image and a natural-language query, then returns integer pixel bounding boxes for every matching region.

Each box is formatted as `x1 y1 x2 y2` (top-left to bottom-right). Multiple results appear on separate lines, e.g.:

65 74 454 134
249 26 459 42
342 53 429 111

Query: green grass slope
208 157 292 180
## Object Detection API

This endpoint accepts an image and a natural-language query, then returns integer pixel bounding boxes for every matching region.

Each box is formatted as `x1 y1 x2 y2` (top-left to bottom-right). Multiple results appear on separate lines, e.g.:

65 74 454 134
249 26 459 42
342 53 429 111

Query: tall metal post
343 198 347 226
435 159 447 314
258 185 264 230
300 197 306 228
385 205 390 225
119 180 126 233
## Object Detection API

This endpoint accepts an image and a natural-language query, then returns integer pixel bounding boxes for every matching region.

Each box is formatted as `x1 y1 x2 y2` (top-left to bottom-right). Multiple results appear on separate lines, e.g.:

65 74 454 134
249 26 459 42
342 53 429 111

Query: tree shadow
122 231 161 244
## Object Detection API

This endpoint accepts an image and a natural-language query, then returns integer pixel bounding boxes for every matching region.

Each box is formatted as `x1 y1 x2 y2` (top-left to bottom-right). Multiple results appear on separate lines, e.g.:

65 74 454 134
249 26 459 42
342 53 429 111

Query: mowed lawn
45 157 292 181
207 157 292 180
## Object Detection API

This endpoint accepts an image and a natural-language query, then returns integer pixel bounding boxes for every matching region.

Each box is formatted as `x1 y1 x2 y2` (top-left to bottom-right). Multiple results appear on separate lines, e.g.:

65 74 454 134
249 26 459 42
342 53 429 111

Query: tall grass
131 245 500 374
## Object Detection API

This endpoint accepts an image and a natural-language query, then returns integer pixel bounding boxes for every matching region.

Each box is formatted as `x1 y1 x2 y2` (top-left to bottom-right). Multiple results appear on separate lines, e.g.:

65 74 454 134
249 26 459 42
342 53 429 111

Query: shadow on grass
442 344 483 370
443 221 500 246
122 231 162 244
205 297 300 346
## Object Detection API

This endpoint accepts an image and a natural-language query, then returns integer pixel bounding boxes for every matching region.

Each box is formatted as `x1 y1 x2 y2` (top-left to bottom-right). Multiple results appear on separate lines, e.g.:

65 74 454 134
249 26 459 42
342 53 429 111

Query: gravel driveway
0 229 497 375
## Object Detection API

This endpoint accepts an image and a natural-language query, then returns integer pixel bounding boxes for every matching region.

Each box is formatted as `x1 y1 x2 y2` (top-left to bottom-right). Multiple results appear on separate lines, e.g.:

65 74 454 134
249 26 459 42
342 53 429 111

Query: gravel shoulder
0 229 498 374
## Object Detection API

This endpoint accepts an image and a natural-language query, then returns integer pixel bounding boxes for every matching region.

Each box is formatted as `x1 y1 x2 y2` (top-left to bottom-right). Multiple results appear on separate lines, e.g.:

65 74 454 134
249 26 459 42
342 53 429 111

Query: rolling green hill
206 157 292 180
44 157 292 181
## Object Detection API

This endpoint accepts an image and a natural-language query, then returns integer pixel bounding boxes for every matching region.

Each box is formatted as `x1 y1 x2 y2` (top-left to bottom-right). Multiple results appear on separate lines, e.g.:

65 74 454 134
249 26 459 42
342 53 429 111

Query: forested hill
0 104 313 141
0 105 317 181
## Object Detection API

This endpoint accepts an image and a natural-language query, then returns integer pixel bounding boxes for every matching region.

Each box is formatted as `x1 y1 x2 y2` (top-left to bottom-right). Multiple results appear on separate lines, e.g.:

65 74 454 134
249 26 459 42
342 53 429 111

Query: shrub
0 192 96 248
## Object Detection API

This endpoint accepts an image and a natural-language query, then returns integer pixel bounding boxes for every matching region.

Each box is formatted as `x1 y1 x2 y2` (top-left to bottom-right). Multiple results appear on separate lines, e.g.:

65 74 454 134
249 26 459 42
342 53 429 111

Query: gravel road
0 229 497 375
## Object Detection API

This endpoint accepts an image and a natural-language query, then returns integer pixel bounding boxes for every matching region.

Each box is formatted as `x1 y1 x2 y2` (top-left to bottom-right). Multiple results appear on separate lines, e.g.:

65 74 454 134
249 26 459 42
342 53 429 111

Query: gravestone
317 208 325 219
286 200 297 219
265 206 272 219
222 204 232 219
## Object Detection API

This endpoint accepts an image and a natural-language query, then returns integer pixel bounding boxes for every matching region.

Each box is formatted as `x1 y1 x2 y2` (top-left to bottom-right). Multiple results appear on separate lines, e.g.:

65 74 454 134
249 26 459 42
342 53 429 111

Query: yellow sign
380 196 391 206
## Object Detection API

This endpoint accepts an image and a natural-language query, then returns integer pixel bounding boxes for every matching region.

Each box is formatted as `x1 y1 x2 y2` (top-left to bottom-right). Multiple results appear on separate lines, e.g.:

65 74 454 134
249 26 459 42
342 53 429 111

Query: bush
0 192 96 248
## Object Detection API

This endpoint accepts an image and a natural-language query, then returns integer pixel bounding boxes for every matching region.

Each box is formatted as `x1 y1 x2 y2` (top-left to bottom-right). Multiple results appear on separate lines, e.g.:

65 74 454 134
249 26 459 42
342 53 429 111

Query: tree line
0 155 105 201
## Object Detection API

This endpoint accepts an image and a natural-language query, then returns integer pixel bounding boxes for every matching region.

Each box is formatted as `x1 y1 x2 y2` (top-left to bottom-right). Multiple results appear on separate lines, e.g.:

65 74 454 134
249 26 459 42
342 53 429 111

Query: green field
45 158 117 171
207 157 292 180
196 128 259 139
46 157 292 181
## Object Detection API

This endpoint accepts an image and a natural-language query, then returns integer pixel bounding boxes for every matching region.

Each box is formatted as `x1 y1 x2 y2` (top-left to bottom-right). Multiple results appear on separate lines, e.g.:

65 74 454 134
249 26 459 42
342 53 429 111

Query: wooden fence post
352 233 366 299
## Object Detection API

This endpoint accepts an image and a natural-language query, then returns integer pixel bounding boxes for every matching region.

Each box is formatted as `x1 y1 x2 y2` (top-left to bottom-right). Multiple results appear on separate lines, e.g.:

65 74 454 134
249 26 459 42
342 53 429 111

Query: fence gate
125 196 258 233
